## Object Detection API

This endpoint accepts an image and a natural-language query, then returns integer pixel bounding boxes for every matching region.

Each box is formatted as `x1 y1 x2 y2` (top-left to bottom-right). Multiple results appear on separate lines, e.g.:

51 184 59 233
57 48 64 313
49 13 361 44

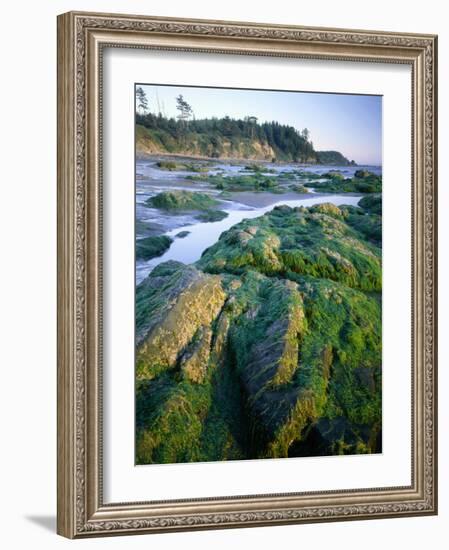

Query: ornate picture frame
57 11 438 538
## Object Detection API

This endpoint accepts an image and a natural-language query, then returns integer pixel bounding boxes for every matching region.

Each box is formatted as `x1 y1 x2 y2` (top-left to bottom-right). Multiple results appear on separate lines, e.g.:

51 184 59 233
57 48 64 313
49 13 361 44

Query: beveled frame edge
56 11 438 539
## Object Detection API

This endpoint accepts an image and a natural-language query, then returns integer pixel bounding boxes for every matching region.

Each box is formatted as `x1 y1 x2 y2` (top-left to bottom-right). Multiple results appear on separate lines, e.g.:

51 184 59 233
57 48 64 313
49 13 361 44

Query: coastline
136 151 361 168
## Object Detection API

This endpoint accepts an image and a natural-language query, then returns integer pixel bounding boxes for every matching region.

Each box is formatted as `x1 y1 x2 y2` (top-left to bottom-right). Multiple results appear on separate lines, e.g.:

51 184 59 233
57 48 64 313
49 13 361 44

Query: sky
137 84 382 166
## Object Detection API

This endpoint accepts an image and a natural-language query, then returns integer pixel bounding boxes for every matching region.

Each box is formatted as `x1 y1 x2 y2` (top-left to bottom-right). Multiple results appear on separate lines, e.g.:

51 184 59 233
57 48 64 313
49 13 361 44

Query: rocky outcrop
179 326 213 383
136 261 226 380
197 204 381 292
136 235 173 261
136 204 382 464
146 190 219 210
136 124 277 161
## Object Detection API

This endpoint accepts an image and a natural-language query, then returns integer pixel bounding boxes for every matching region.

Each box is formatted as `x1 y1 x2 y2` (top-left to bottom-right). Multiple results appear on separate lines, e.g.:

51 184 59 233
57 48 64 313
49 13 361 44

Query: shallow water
135 158 380 284
137 158 381 181
135 193 362 284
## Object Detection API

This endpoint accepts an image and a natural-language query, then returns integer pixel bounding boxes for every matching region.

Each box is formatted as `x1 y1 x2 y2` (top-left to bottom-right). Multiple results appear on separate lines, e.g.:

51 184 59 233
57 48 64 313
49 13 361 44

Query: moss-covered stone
289 184 309 193
243 163 276 173
187 173 280 192
323 170 345 180
155 160 209 172
136 374 212 464
341 205 382 246
176 230 190 238
146 190 219 210
197 204 381 292
354 169 371 179
135 201 382 464
359 194 382 214
195 209 229 222
224 271 381 458
311 171 381 193
136 262 226 380
136 235 173 261
179 326 213 383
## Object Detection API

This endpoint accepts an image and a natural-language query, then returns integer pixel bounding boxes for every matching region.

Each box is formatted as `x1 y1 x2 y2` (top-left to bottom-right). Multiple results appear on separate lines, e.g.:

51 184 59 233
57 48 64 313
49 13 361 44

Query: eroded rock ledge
136 202 382 464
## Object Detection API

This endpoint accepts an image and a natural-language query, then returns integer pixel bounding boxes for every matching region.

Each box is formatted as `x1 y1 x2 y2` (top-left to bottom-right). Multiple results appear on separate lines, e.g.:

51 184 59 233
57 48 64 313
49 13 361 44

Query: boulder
135 201 382 464
136 262 226 380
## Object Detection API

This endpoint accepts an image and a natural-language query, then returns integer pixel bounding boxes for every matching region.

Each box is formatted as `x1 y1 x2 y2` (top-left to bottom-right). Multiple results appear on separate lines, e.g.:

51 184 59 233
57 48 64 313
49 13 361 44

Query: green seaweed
198 203 381 292
136 235 173 261
155 160 210 172
311 171 381 193
135 201 382 463
195 210 229 222
146 190 219 210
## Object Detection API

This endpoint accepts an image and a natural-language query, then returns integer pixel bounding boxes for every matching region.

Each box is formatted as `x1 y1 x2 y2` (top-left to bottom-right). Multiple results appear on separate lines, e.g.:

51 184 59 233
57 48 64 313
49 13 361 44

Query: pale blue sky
137 84 382 165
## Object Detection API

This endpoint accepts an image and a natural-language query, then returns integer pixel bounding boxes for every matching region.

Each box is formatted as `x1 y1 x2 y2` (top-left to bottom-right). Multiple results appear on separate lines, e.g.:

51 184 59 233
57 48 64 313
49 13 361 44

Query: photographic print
134 84 382 465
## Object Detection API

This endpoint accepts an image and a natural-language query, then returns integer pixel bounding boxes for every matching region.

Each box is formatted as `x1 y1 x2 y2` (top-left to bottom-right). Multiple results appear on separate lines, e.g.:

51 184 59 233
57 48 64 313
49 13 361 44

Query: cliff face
136 124 277 160
136 124 351 164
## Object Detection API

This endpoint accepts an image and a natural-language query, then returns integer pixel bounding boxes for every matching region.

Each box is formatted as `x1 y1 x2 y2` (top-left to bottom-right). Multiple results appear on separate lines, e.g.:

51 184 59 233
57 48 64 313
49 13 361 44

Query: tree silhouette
136 87 149 114
176 95 193 124
301 128 310 142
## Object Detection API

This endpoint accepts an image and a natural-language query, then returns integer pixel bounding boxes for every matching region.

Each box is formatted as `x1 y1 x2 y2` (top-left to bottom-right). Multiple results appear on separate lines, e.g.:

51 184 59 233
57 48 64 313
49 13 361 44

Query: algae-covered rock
136 201 382 464
309 202 344 218
187 173 280 192
227 275 309 455
311 170 381 193
230 276 305 392
195 209 229 222
354 169 371 179
179 326 213 383
198 204 381 292
340 196 382 246
288 416 379 457
155 160 209 172
359 194 382 214
136 374 212 464
135 269 245 464
224 271 381 458
323 170 345 180
136 235 173 261
290 184 309 193
136 261 226 380
146 190 219 210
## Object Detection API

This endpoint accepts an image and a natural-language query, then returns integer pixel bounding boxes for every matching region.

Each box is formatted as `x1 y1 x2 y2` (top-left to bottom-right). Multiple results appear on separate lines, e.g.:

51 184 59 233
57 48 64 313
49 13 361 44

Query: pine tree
176 95 193 124
301 128 310 142
136 87 149 114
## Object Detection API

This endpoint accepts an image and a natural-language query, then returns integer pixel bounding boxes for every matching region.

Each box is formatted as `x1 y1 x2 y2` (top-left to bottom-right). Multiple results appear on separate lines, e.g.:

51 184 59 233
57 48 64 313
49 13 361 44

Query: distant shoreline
136 152 367 168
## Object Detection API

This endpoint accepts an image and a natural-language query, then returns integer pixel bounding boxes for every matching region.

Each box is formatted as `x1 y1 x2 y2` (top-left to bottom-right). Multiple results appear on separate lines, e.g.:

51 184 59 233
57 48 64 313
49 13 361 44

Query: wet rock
146 190 219 210
359 194 382 214
176 230 190 239
195 209 228 222
354 169 371 179
309 202 343 218
198 205 381 291
135 202 382 464
179 326 213 383
136 235 173 261
136 262 226 380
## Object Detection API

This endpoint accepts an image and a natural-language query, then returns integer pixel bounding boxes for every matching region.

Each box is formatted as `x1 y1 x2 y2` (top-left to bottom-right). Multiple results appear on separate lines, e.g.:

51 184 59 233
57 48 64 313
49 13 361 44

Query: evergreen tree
301 128 310 142
136 87 149 114
176 95 193 124
136 109 343 163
